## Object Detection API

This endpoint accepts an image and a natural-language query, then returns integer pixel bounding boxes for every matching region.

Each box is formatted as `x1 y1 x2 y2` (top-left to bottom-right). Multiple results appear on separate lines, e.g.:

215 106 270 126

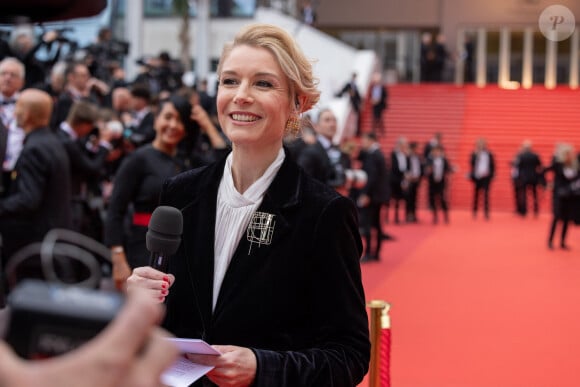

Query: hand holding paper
185 345 257 387
161 338 220 387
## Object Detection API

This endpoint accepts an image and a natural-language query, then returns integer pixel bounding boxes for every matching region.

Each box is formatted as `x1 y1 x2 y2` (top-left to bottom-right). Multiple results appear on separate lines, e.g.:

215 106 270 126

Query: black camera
4 280 123 359
108 39 130 56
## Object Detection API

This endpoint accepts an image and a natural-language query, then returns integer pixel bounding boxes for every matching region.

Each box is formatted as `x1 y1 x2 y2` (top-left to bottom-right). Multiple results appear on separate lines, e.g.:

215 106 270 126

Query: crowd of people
511 140 580 249
0 23 230 293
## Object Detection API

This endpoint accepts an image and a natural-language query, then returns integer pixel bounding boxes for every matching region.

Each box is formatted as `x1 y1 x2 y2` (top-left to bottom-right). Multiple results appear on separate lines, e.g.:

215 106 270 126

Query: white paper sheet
161 338 221 387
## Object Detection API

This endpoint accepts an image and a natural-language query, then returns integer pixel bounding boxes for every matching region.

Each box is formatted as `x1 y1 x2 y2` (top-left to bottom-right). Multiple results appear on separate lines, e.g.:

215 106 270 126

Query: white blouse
212 147 285 310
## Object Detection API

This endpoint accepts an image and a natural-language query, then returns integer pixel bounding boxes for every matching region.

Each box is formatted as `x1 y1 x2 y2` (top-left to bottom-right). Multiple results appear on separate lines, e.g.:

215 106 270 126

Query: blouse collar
221 147 286 208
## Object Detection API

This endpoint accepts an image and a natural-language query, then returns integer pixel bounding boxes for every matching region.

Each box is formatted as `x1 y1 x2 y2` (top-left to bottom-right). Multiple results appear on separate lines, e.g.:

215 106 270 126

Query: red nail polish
163 276 169 282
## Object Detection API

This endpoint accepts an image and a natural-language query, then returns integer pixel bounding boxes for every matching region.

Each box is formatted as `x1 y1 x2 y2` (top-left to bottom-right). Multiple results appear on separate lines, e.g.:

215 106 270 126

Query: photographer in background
50 61 109 131
133 52 183 97
3 25 63 89
86 27 129 85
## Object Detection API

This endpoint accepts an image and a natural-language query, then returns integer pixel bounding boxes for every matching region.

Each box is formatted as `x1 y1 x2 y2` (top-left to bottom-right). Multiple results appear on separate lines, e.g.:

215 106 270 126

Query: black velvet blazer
159 152 370 386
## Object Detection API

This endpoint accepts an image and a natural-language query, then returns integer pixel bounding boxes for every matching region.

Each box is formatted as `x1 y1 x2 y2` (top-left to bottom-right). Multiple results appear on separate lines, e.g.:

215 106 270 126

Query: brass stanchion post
367 300 387 387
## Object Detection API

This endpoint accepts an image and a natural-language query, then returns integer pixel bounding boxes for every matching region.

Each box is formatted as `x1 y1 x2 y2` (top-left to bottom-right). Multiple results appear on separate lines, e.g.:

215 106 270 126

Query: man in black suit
405 141 423 222
336 72 362 136
358 132 391 261
125 84 155 147
0 88 72 272
425 144 453 224
369 72 388 135
390 136 409 223
50 62 109 131
296 108 349 189
516 140 542 216
470 138 495 219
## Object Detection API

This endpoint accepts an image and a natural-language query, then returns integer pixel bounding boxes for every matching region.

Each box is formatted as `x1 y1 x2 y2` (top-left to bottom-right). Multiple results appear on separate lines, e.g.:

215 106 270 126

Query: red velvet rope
380 327 391 387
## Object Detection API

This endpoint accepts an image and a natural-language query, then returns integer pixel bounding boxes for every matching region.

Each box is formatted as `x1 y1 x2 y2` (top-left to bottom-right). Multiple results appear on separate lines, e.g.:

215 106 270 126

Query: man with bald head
0 89 72 291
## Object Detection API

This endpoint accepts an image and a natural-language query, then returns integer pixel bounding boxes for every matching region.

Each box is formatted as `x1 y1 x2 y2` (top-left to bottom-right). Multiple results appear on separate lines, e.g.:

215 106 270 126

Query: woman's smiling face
154 101 186 147
216 44 293 149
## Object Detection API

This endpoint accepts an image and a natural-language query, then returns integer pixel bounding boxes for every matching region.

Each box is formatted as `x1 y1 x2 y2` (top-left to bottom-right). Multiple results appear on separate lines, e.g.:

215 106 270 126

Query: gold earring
285 113 301 135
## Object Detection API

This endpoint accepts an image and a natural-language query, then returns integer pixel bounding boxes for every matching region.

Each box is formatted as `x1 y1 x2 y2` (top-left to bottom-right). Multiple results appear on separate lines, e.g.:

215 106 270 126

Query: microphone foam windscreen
146 206 183 255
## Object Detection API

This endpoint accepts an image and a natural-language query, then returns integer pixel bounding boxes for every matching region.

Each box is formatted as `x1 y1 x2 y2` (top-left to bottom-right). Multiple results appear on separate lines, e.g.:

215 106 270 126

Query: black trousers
360 202 384 258
519 182 539 215
429 181 448 222
473 177 491 216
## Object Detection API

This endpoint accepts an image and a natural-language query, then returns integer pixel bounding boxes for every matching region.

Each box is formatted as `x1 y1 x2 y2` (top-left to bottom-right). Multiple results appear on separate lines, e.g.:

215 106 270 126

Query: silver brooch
246 211 276 255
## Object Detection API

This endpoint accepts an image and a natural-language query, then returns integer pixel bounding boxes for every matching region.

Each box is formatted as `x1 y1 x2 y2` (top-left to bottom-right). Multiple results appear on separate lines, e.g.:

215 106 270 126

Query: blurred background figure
0 89 71 280
6 25 61 89
389 136 408 224
50 61 109 130
0 58 25 197
358 132 391 262
57 100 119 242
300 0 317 27
123 83 155 148
420 32 449 82
336 72 362 137
469 138 495 220
297 108 350 190
515 140 543 217
104 95 191 290
404 141 423 223
85 27 129 85
133 51 183 97
545 143 579 250
425 144 453 224
369 72 388 135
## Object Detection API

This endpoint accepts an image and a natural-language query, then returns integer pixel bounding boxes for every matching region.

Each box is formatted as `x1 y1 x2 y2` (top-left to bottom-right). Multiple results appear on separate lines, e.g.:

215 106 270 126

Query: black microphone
146 206 183 273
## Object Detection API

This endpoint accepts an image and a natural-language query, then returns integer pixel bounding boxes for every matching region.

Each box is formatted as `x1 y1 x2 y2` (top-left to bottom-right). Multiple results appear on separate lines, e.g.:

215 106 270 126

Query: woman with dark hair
104 95 192 290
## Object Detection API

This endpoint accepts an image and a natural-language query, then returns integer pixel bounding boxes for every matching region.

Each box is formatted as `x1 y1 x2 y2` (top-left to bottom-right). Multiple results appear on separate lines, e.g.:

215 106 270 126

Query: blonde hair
217 23 320 113
556 143 578 169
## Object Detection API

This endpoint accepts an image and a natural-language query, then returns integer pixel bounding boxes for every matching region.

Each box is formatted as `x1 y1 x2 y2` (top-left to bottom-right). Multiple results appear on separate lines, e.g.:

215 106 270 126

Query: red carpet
359 209 580 387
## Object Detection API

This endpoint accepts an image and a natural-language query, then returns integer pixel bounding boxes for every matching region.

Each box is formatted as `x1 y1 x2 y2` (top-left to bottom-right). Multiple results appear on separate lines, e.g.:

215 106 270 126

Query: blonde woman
128 24 370 386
